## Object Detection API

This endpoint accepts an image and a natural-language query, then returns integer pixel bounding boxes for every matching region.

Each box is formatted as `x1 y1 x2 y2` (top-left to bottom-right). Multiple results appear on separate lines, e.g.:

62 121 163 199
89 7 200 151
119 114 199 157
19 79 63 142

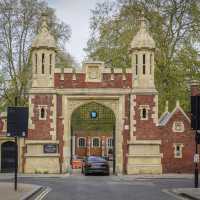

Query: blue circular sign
90 111 97 119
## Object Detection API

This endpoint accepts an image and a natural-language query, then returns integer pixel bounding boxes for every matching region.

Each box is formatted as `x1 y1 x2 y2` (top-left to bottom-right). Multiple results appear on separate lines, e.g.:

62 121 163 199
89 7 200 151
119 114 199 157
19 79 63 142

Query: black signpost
7 98 28 191
191 96 200 188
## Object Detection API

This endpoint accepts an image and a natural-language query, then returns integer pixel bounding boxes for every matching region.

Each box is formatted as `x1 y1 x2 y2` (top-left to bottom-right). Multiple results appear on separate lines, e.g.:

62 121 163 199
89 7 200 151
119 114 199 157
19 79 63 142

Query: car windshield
87 156 106 162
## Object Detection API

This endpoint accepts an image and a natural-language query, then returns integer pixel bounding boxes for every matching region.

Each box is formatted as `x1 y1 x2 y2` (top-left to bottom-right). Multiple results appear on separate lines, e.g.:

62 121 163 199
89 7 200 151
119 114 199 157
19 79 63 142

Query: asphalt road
12 175 195 200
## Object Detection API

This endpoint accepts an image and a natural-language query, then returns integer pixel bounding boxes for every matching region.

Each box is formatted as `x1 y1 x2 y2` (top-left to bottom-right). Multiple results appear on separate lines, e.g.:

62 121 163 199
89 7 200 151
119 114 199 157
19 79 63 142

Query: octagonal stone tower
31 13 56 88
130 13 156 92
127 13 162 174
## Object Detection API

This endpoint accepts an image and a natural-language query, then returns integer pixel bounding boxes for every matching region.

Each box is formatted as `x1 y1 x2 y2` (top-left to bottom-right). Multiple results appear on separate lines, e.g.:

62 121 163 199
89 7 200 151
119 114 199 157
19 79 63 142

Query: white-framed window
38 105 47 120
139 105 150 120
172 121 184 132
107 138 113 147
78 137 86 148
92 137 100 147
173 143 184 158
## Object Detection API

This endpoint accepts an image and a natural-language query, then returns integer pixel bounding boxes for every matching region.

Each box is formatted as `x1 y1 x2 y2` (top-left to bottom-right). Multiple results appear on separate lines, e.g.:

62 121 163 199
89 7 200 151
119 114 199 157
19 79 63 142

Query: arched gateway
63 98 124 174
70 102 116 173
24 13 163 174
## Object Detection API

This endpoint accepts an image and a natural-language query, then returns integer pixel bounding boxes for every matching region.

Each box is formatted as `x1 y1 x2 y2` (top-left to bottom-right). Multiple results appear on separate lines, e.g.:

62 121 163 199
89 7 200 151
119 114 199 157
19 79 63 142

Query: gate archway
71 102 116 173
1 141 16 172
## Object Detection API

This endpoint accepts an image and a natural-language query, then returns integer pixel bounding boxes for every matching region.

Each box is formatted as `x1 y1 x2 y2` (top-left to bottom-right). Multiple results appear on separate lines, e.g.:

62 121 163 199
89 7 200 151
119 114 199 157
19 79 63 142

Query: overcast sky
46 0 107 65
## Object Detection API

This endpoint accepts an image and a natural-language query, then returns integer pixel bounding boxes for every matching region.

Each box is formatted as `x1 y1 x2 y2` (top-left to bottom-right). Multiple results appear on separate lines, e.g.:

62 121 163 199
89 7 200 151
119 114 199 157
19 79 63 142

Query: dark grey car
82 156 110 176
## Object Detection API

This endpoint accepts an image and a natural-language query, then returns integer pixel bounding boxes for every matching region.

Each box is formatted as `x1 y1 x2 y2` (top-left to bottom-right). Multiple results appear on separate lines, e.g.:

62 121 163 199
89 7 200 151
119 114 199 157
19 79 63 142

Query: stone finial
165 100 169 112
176 100 180 107
31 13 56 49
130 11 155 50
40 13 49 33
140 11 146 30
190 80 200 86
190 80 200 96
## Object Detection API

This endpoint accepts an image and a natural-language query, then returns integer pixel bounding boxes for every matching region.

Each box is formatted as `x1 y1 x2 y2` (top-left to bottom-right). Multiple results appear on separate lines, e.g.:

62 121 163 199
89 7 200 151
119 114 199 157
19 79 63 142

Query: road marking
34 187 51 200
162 189 188 200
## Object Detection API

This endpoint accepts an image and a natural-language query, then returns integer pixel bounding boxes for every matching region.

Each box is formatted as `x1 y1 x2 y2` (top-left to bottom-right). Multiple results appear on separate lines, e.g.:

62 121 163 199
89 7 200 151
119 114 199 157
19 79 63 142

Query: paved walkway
172 188 200 200
0 182 41 200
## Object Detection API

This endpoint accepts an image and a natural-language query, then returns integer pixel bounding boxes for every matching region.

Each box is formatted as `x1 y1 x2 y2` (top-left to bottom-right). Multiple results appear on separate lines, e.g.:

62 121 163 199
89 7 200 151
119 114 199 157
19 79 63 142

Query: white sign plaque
194 154 199 163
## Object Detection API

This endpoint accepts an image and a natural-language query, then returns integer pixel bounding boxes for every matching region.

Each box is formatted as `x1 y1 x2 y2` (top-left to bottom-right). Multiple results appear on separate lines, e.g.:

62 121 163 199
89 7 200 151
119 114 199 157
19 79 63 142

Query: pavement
172 188 200 200
0 173 200 199
0 182 42 200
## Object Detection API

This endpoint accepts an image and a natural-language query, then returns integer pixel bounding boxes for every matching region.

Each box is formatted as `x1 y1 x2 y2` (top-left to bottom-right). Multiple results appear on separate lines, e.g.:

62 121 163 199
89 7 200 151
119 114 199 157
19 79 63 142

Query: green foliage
86 0 200 114
0 0 74 110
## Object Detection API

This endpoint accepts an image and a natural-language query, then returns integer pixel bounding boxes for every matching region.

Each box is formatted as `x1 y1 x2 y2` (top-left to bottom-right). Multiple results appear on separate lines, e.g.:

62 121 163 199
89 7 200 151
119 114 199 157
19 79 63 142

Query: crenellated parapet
54 62 132 89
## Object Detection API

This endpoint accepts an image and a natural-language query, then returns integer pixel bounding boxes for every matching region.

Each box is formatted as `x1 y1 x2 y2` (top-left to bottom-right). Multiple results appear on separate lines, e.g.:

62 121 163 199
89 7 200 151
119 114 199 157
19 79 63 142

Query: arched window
41 108 45 119
174 143 183 158
38 106 47 120
142 108 146 119
49 54 52 74
42 53 45 74
135 54 138 75
150 54 152 74
35 54 37 73
139 105 149 120
92 138 100 147
143 54 146 74
78 138 86 148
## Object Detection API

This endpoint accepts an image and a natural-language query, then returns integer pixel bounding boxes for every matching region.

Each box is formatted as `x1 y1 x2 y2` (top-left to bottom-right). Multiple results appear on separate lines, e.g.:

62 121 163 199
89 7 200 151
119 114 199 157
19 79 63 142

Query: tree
0 0 73 111
85 0 200 114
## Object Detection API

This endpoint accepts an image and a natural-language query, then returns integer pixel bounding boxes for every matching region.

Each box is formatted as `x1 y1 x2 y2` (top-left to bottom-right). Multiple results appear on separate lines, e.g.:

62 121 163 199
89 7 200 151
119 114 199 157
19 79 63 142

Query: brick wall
134 95 160 140
28 95 53 140
160 109 195 173
74 131 113 158
54 73 132 88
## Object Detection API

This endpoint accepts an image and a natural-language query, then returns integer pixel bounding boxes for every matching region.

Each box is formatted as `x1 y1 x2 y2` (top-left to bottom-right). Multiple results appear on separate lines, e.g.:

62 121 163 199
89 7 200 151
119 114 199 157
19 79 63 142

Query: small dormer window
42 53 45 74
139 105 150 120
143 54 146 74
172 121 184 132
49 54 52 74
135 54 138 75
35 54 38 74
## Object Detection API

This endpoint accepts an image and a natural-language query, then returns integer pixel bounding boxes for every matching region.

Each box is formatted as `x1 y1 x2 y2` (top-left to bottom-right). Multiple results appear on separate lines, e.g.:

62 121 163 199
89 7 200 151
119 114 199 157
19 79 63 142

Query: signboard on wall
43 144 57 153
